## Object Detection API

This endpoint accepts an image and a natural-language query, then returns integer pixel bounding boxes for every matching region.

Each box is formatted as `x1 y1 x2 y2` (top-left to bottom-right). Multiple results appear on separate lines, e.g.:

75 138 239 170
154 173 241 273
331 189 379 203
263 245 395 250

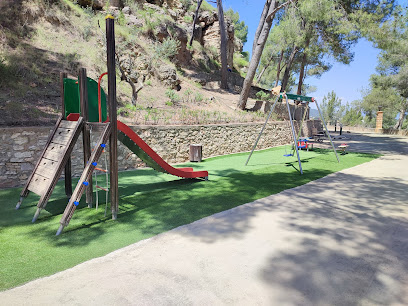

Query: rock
13 145 24 151
146 0 163 5
198 11 217 26
146 0 182 9
14 137 28 145
122 6 131 14
126 15 143 27
202 18 236 68
15 151 32 158
156 65 180 89
155 23 169 42
21 163 34 171
144 3 166 14
167 9 178 20
77 0 123 9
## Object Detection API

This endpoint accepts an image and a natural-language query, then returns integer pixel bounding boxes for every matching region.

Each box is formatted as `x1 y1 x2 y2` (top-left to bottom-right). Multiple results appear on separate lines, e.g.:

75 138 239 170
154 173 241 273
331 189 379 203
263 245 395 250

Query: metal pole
315 99 340 162
106 16 119 220
285 94 303 174
245 96 280 166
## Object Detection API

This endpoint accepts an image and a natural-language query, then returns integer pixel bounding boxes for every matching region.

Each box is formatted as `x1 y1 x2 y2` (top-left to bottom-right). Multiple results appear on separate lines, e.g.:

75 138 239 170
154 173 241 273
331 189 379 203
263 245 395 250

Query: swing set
245 91 339 174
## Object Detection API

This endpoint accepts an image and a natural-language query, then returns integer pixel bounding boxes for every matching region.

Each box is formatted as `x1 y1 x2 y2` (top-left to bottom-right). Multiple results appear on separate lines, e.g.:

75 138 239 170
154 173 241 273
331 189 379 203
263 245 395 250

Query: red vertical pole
106 15 119 219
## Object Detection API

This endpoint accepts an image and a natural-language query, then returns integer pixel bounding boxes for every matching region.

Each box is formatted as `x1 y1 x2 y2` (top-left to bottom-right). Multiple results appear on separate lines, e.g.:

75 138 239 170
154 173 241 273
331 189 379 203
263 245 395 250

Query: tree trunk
281 45 298 92
238 0 296 110
297 52 307 95
252 0 272 55
297 23 309 95
238 0 278 110
217 0 228 90
275 50 284 86
394 103 408 130
189 0 203 47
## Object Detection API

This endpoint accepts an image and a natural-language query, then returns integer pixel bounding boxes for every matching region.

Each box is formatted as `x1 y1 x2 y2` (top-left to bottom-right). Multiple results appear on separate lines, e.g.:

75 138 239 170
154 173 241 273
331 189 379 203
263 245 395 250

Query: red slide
117 120 208 179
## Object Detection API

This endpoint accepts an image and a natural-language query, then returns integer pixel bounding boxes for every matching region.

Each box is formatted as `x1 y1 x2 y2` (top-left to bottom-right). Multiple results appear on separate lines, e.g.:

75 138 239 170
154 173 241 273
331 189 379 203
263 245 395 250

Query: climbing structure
16 117 83 218
57 122 112 235
16 16 208 235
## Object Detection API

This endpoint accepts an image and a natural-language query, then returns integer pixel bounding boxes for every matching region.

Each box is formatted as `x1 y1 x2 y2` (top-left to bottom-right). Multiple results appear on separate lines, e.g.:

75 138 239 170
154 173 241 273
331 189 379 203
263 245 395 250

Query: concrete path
1 132 408 305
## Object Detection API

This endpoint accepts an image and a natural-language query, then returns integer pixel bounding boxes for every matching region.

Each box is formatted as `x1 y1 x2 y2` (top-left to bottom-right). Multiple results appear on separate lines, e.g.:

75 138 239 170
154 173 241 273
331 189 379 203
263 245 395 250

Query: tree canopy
361 5 408 129
238 0 396 110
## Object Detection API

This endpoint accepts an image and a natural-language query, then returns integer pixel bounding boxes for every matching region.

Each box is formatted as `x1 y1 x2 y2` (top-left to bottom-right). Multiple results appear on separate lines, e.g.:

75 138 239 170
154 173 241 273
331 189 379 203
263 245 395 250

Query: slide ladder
57 122 112 235
16 116 84 222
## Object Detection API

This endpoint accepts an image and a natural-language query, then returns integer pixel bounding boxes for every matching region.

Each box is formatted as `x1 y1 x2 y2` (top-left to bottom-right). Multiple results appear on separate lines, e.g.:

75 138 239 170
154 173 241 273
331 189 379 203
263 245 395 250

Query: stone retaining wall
0 120 321 188
382 128 408 137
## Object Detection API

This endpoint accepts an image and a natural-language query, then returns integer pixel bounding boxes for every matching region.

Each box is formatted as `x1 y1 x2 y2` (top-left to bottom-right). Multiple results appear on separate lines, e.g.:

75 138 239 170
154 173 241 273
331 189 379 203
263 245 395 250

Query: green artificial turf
0 147 379 290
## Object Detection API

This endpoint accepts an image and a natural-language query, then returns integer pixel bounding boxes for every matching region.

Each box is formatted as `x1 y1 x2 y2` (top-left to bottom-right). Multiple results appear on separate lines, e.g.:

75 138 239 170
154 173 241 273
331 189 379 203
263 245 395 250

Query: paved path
1 132 408 305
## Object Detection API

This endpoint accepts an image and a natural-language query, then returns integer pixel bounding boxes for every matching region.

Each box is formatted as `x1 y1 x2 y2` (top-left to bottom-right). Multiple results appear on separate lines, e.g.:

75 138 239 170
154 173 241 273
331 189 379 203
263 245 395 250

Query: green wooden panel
279 93 314 102
63 79 80 118
63 77 107 122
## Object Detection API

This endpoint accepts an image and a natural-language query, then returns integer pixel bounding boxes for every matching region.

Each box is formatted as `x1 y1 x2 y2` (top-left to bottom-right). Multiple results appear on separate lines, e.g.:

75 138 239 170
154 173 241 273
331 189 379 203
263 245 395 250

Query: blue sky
216 0 383 107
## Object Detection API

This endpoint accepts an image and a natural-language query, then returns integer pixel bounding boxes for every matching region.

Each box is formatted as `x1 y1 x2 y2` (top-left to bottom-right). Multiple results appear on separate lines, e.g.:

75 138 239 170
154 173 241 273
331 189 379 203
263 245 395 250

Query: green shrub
256 90 270 101
117 10 126 26
180 0 193 11
165 89 180 103
154 37 181 61
140 8 160 35
183 88 193 102
201 0 215 12
241 51 250 61
165 101 174 106
82 24 93 41
194 92 203 102
233 52 249 69
208 46 218 59
183 15 193 23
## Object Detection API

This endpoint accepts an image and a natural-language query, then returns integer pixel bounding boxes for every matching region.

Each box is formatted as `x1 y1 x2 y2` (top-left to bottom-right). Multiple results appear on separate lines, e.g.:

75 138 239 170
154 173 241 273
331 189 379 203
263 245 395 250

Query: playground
1 132 407 304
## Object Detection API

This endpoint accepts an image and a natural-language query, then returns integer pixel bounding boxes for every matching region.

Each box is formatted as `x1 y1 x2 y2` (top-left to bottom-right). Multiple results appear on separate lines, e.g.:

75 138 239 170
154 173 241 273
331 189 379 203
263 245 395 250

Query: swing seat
283 154 293 157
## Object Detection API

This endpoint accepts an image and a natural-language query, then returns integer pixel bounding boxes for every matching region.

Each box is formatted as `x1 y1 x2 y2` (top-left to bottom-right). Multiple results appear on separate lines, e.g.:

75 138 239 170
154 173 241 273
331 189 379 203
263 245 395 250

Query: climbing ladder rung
28 174 50 196
45 142 68 157
52 134 72 145
35 158 58 179
43 150 63 162
95 167 108 173
96 185 109 192
55 126 75 138
59 120 79 129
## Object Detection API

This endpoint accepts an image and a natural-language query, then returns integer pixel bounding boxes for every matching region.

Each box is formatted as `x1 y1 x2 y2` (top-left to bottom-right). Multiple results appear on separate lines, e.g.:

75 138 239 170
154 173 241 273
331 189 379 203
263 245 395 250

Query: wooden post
79 68 93 207
60 72 72 197
106 16 119 220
